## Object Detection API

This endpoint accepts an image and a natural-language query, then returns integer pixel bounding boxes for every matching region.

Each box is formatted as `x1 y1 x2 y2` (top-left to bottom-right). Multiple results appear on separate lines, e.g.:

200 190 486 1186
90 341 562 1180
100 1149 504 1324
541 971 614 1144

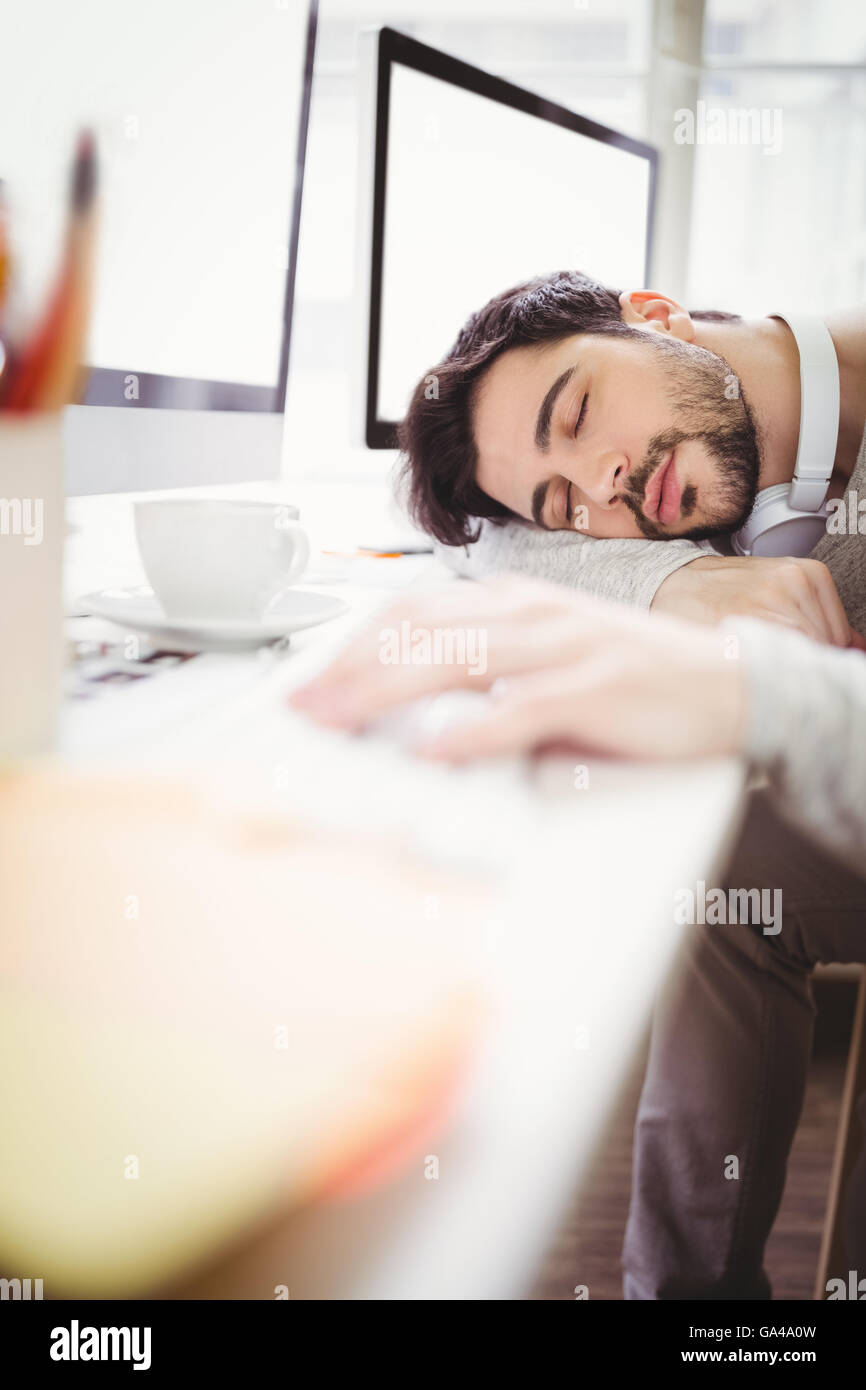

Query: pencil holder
0 412 64 757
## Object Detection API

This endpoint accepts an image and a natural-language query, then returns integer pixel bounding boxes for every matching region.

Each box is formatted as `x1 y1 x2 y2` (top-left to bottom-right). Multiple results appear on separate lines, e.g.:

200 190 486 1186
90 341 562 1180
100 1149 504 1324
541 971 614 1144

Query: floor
529 978 857 1301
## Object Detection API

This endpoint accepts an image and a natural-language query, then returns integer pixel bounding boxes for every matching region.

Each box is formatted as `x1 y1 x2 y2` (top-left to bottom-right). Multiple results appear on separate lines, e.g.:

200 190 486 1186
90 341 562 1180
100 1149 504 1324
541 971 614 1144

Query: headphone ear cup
732 485 830 557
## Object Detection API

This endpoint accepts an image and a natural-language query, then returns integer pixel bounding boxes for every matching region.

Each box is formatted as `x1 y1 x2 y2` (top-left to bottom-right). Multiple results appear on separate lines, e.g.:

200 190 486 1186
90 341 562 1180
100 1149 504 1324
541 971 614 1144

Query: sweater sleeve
729 617 866 876
434 520 717 610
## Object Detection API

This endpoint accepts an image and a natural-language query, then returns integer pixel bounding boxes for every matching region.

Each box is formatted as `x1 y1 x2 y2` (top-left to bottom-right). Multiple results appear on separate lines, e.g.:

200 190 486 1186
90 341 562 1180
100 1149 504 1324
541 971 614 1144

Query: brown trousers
623 789 866 1299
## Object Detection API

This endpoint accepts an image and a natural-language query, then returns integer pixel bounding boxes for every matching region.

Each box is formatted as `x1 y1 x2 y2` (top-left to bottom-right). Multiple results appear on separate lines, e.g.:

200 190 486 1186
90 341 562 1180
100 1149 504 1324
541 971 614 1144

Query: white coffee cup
134 499 310 623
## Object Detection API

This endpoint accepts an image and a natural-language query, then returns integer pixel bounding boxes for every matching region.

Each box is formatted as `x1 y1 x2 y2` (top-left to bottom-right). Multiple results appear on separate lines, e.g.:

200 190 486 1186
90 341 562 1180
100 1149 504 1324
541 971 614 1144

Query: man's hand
653 555 866 649
290 577 748 762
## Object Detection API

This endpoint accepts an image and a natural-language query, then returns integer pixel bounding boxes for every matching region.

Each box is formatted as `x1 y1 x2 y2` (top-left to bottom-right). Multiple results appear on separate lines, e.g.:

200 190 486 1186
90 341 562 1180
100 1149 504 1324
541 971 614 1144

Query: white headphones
731 313 839 557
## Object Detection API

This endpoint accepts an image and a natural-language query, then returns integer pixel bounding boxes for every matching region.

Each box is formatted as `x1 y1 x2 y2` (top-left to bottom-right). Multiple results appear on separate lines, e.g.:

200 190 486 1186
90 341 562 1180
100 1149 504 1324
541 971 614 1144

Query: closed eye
573 393 589 437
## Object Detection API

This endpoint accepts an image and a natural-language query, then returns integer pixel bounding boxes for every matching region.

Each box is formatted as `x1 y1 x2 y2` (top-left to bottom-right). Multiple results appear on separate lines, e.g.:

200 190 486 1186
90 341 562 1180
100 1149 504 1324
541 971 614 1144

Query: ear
618 290 695 342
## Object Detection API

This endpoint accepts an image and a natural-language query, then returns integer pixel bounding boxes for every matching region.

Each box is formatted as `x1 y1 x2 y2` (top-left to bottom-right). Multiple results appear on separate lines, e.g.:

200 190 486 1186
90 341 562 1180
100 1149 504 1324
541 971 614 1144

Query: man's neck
693 309 866 491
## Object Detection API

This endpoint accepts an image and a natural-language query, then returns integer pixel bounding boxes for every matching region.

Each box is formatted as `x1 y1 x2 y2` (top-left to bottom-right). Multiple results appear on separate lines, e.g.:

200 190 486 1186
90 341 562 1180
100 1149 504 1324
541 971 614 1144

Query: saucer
79 586 349 651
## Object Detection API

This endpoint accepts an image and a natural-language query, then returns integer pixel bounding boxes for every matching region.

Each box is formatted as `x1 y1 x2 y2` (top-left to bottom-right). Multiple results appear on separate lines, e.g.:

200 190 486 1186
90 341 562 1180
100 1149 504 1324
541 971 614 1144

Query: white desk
62 482 746 1300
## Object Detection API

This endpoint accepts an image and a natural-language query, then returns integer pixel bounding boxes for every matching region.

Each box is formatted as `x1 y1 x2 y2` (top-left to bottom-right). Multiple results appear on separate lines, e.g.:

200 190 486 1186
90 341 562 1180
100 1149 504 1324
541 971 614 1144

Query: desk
61 481 746 1299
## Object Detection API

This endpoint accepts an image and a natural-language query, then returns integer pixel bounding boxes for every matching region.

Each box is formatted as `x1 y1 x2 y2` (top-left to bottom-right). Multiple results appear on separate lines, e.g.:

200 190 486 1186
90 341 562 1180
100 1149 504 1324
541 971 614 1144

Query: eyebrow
534 365 576 453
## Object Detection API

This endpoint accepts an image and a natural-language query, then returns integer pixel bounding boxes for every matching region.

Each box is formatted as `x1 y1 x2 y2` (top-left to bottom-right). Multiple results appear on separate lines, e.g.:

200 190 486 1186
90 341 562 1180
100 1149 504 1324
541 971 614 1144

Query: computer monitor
0 0 316 494
358 27 657 449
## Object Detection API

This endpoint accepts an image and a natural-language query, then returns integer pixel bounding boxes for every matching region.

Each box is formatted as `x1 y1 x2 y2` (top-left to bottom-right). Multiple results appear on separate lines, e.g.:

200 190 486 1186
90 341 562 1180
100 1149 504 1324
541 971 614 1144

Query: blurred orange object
0 180 10 387
0 765 490 1295
2 131 98 411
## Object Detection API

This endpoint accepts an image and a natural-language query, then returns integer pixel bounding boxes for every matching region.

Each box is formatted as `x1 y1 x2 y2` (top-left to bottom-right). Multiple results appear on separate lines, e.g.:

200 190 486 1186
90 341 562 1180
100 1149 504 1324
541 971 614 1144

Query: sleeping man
396 269 866 643
293 272 866 1299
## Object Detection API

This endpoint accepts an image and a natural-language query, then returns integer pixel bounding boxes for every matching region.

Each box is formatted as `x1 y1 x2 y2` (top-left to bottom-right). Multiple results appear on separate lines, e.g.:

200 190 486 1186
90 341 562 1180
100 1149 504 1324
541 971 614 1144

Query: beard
617 333 762 542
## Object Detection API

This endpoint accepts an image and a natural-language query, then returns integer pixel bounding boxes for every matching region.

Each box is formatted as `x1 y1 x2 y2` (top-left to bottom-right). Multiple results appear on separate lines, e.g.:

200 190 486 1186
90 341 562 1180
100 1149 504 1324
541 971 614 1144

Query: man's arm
292 578 866 876
721 617 866 876
435 520 862 647
434 519 715 610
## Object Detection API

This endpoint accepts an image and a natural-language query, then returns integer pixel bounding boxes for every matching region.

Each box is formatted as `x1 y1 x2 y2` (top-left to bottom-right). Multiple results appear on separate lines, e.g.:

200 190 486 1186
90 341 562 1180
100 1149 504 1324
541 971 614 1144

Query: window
689 0 866 314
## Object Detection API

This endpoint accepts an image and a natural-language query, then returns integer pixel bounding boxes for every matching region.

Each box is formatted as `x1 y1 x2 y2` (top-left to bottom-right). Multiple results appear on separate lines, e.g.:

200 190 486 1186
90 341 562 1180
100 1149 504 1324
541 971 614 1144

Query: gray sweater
732 616 866 877
436 430 866 873
434 522 717 610
740 427 866 873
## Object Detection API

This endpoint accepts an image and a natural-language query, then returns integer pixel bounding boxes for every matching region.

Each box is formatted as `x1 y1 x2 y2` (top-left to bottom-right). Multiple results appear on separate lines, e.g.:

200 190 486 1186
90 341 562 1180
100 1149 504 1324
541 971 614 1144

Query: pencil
4 131 98 411
0 181 10 393
0 180 10 317
322 549 404 558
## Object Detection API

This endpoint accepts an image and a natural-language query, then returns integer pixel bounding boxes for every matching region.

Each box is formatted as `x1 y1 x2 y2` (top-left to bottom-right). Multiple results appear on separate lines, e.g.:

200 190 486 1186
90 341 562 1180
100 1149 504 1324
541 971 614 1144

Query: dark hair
395 270 738 547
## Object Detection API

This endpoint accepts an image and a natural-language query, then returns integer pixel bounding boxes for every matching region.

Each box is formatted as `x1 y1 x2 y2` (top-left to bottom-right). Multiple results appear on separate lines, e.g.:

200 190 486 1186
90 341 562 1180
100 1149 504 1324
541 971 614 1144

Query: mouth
642 451 681 525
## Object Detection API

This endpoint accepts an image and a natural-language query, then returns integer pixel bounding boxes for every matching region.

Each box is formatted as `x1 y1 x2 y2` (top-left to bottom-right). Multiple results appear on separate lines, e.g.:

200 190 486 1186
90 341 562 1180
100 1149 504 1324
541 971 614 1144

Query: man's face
472 329 761 540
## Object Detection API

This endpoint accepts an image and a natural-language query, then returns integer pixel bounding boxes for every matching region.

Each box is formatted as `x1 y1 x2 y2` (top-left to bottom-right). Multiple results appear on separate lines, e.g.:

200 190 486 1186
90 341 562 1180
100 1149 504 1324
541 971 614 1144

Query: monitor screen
365 29 656 445
0 0 315 411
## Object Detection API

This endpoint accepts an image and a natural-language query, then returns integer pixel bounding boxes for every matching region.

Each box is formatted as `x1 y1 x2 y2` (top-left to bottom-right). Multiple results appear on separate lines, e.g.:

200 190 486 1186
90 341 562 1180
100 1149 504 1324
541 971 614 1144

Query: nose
579 451 630 509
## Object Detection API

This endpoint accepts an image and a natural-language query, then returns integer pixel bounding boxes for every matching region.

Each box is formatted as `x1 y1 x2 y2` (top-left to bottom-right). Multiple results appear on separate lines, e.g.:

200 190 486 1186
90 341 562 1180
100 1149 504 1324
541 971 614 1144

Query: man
291 274 866 1297
291 576 866 1299
397 270 866 641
